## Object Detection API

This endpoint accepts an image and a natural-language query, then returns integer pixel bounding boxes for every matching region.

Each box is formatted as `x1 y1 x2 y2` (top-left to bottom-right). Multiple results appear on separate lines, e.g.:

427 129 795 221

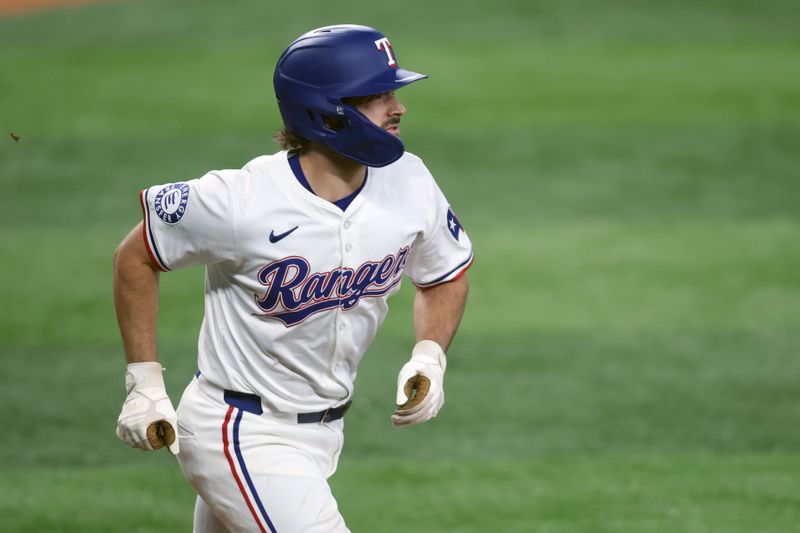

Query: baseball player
113 24 472 532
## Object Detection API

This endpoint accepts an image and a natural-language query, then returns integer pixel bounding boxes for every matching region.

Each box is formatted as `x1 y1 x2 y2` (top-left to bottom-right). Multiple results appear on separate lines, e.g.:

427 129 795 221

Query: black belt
223 389 351 423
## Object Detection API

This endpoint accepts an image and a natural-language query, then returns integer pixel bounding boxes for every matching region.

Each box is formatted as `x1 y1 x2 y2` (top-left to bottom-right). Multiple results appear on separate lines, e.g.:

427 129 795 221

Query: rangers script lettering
255 247 409 326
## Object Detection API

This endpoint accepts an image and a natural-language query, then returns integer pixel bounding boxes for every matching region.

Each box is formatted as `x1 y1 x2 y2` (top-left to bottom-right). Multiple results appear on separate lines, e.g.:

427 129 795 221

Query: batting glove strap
392 340 446 428
116 362 180 455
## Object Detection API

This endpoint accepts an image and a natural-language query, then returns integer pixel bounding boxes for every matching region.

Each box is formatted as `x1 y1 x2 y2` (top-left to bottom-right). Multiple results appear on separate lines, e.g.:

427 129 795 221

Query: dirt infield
0 0 110 17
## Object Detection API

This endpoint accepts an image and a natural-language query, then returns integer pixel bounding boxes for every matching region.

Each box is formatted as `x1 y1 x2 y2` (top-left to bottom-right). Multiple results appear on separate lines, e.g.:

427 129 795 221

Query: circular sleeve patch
154 183 190 224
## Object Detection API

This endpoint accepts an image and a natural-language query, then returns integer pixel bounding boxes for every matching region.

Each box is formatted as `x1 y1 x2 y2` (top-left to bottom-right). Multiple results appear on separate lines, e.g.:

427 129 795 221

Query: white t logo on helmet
374 37 397 67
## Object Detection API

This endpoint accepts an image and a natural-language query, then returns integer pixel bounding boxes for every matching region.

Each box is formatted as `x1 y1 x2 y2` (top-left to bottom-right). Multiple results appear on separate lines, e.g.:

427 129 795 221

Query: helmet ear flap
280 100 346 138
325 106 405 167
320 111 349 133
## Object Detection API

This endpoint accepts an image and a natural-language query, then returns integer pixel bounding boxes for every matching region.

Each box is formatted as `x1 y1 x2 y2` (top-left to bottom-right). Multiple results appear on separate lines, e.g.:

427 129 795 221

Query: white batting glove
392 340 447 428
116 361 179 455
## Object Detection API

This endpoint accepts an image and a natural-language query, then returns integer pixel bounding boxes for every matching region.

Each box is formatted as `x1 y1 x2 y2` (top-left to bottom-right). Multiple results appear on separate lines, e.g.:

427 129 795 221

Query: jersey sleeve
139 169 242 271
404 176 474 287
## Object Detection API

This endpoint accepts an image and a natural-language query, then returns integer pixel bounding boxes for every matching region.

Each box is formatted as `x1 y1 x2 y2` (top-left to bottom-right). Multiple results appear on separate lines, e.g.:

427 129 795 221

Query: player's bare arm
113 222 179 455
113 221 160 363
392 274 469 427
413 274 469 350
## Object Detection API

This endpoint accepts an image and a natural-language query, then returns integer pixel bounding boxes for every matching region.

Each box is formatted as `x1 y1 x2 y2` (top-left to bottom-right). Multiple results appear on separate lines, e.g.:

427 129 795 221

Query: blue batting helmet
273 24 427 167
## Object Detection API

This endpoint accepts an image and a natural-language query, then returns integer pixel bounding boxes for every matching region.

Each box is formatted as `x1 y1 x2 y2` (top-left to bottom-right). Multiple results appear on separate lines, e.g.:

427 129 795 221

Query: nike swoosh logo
269 225 299 243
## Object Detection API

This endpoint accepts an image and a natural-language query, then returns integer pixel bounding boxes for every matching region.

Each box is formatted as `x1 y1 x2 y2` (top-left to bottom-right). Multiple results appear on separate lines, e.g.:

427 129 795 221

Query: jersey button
343 221 352 230
339 324 346 332
344 243 353 252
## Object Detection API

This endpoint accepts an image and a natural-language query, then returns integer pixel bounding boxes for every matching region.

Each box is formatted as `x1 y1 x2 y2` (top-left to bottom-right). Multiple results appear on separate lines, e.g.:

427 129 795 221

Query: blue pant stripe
233 410 278 533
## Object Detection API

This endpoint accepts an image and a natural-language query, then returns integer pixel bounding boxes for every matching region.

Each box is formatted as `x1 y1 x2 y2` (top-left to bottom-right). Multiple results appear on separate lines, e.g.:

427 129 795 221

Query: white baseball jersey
140 150 473 414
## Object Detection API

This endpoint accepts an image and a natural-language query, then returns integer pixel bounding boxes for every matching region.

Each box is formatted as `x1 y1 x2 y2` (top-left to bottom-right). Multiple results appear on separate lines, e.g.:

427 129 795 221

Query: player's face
348 91 407 137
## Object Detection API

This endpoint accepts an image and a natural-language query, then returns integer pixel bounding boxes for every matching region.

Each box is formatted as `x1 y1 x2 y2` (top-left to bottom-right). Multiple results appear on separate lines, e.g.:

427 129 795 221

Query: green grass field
2 0 800 531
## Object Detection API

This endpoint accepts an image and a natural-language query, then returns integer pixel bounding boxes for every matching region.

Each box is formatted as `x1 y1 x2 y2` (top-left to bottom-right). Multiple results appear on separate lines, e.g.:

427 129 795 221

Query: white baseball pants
175 376 351 533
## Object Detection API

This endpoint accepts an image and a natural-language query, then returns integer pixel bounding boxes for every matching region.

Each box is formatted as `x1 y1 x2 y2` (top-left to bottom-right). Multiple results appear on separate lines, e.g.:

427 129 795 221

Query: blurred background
1 0 799 531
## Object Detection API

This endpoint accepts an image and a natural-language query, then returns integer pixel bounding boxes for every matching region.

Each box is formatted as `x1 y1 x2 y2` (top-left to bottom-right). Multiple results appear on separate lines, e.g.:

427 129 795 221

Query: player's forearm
113 223 161 363
413 274 469 351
